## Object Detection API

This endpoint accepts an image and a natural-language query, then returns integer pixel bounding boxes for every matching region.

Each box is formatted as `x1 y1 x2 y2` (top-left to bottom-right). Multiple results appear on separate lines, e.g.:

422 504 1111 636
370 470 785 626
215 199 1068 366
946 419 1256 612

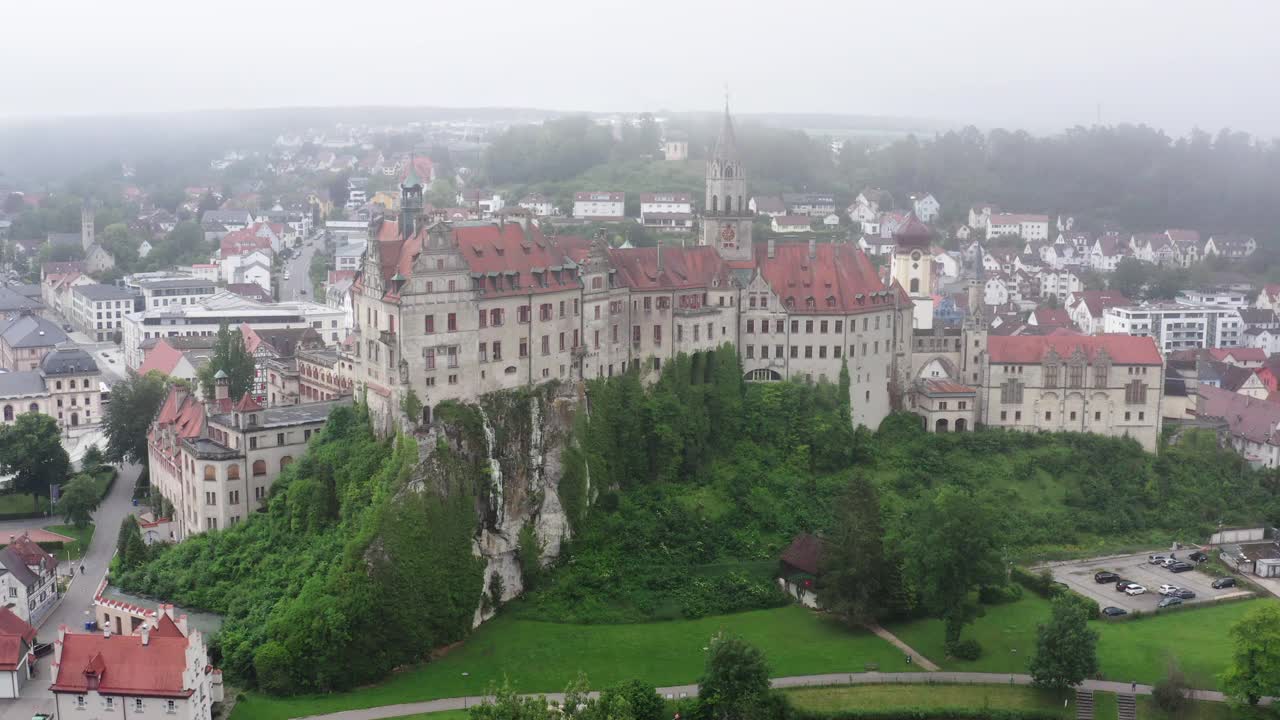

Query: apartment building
1103 303 1244 351
69 284 139 342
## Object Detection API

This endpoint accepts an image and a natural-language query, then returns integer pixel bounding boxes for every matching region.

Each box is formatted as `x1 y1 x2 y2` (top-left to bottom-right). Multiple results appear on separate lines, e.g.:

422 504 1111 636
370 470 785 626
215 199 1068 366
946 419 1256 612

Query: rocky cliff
419 381 584 627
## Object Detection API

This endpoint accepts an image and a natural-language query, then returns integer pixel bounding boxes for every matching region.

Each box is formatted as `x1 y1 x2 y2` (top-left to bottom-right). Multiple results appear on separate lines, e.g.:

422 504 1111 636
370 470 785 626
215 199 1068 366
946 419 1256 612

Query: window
790 346 798 359
520 339 529 358
804 346 812 359
1044 364 1058 388
276 433 285 446
1015 411 1022 421
1000 411 1007 421
1000 380 1024 404
1124 380 1148 404
135 699 145 712
835 320 843 333
77 696 86 709
424 348 435 369
227 465 240 480
541 335 550 355
1044 411 1052 421
252 460 266 476
105 698 114 711
1093 364 1108 387
1070 411 1077 420
540 303 552 321
205 491 216 505
1094 411 1101 421
559 300 566 318
820 320 828 333
776 320 784 333
167 700 177 713
1068 364 1084 388
491 308 504 327
447 313 457 332
517 305 530 323
653 325 662 345
249 436 258 450
229 490 240 505
493 341 502 361
805 320 813 333
746 319 754 333
791 320 799 333
746 345 754 359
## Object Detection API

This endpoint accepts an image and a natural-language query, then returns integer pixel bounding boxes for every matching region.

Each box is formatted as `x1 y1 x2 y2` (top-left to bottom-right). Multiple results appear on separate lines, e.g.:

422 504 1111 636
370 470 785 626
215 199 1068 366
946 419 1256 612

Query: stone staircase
1075 689 1094 720
1117 693 1137 720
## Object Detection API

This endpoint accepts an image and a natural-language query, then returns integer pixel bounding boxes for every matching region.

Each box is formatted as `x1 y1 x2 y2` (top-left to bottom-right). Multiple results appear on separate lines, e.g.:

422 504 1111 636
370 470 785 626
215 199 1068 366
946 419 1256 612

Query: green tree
470 679 555 720
80 443 106 475
1109 257 1150 299
817 473 887 625
600 680 663 720
899 486 1005 647
116 515 149 569
103 371 169 465
0 412 70 511
696 635 773 720
1221 602 1280 705
1029 594 1100 689
197 323 256 401
57 474 99 529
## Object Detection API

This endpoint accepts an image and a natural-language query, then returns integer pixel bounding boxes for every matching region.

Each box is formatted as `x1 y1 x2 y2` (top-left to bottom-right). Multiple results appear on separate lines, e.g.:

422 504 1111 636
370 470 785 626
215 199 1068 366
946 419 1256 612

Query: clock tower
701 103 753 262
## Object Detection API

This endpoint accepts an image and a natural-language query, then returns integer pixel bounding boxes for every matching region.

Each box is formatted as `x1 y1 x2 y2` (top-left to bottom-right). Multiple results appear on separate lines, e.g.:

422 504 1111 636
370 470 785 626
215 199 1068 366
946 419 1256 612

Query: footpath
293 670 1272 720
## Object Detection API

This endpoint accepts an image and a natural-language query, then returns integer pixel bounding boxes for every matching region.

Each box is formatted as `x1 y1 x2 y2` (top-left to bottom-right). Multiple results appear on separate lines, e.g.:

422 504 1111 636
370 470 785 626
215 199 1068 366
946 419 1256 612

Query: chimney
767 239 776 259
103 626 111 639
808 238 816 259
656 241 663 272
214 370 229 402
141 624 150 646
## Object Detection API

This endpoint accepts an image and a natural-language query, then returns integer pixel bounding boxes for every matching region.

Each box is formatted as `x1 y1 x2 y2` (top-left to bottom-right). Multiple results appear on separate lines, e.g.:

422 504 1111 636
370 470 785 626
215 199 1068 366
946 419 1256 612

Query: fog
1 0 1275 135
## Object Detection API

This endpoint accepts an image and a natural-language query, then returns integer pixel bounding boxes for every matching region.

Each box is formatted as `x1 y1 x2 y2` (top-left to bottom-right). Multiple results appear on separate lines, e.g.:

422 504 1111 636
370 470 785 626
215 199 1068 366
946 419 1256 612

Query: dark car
1212 577 1237 589
1157 596 1183 608
1169 561 1194 573
1095 571 1120 584
1188 551 1209 563
1101 606 1128 617
1174 588 1196 599
1115 579 1133 591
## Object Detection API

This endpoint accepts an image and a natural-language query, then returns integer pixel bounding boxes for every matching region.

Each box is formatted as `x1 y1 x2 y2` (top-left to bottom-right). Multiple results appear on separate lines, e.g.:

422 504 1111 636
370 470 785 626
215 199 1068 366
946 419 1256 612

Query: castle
350 105 913 432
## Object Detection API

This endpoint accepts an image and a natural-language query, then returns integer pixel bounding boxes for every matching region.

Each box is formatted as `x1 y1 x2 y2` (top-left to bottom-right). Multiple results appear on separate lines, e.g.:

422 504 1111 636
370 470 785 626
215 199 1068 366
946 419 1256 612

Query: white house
1038 270 1082 302
334 241 368 271
0 606 36 698
639 193 694 231
911 193 940 223
967 203 998 229
0 535 59 627
1066 290 1132 335
1245 328 1280 356
1204 234 1257 260
984 277 1010 306
573 191 625 220
932 248 960 279
986 213 1049 241
849 188 891 226
771 216 812 233
221 249 272 288
517 194 556 217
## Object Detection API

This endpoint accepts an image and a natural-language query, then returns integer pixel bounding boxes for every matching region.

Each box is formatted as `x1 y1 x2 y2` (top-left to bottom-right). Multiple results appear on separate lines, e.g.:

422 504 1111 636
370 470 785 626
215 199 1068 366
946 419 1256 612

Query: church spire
713 100 739 162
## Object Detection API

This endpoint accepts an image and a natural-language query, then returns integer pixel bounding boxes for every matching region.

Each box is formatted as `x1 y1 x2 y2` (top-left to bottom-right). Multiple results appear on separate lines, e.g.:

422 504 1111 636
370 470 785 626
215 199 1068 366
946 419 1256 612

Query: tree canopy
1221 602 1280 705
197 323 256 401
1029 595 1100 689
103 370 170 465
0 413 70 511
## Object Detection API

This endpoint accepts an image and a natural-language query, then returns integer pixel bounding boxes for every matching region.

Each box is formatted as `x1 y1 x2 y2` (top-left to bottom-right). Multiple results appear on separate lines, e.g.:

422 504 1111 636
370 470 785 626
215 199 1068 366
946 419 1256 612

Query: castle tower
399 156 425 241
81 201 95 251
961 244 988 386
700 103 753 262
890 214 934 330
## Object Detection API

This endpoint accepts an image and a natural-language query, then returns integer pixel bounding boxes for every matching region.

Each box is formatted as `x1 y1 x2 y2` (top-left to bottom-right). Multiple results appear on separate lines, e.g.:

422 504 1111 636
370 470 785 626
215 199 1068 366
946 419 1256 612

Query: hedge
796 709 1064 720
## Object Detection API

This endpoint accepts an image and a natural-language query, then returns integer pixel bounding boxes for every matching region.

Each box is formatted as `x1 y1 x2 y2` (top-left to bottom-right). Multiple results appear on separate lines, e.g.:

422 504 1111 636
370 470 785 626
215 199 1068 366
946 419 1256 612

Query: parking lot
1039 551 1251 613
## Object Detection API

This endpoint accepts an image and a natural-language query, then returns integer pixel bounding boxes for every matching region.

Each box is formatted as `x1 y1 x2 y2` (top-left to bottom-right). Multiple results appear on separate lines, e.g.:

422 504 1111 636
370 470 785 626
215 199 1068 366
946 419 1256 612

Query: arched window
27 403 37 414
910 278 920 293
252 460 267 476
227 465 240 480
935 418 949 433
203 465 216 481
280 456 293 470
70 379 76 389
725 195 732 214
955 418 968 432
711 195 718 213
724 164 734 179
2 406 11 422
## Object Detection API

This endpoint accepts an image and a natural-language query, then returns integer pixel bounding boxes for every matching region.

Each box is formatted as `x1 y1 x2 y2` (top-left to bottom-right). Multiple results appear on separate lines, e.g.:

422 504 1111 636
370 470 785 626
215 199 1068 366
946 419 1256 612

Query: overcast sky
2 0 1275 136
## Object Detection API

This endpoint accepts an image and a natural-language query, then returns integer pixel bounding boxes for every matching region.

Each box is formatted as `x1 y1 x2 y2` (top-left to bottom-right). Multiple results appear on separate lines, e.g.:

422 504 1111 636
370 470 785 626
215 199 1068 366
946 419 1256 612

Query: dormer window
248 414 258 427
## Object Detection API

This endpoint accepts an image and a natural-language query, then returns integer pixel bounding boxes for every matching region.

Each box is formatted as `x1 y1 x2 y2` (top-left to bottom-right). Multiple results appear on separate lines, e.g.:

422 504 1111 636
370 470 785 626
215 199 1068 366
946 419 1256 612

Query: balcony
380 330 397 345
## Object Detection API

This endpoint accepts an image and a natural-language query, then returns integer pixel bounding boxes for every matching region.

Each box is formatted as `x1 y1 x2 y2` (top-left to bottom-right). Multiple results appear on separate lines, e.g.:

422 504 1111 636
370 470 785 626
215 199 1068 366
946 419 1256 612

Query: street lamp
462 672 470 709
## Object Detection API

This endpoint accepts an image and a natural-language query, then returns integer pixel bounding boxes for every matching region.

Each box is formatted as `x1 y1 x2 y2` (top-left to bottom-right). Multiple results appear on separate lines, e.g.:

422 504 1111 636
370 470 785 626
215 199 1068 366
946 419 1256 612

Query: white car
1158 584 1179 596
1124 584 1147 596
1148 554 1168 565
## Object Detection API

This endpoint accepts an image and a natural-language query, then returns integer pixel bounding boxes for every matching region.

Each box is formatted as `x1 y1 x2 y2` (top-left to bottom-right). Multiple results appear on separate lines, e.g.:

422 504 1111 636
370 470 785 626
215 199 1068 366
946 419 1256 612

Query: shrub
1152 663 1189 714
601 679 664 720
946 638 983 660
978 583 1024 604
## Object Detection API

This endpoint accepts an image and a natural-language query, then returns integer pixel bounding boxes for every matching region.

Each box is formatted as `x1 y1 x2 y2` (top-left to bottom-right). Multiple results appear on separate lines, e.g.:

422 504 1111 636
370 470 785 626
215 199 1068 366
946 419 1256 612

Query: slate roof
0 547 38 589
73 283 137 302
0 286 42 313
0 314 67 348
40 347 99 375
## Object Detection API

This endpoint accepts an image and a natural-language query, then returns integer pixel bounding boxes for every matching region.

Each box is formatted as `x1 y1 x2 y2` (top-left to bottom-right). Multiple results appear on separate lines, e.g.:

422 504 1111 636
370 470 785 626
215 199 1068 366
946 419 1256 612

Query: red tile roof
988 334 1162 365
0 607 36 645
151 614 185 639
609 246 732 291
1070 290 1131 317
6 534 56 572
1209 347 1266 364
233 393 263 412
138 340 186 377
1032 308 1071 326
774 215 813 227
754 241 906 315
51 633 192 698
1197 385 1280 447
780 533 824 576
921 379 976 395
0 605 36 670
219 227 273 259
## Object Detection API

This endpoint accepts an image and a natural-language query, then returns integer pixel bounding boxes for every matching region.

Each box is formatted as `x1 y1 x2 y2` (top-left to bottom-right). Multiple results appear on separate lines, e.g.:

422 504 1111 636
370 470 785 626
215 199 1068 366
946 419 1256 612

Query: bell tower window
711 196 718 213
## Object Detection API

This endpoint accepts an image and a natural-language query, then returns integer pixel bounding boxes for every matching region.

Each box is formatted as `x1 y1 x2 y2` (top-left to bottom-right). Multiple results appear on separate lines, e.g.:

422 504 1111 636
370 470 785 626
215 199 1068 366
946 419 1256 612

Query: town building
122 292 348 369
662 140 689 161
0 312 69 371
457 189 504 216
1103 303 1244 351
572 191 626 220
771 216 812 233
985 213 1050 241
0 347 103 429
910 193 940 223
137 337 214 384
1177 287 1249 308
298 347 353 403
147 381 346 538
517 194 556 217
749 196 786 218
334 241 368 271
1203 234 1257 260
639 193 694 231
1066 290 1130 335
0 606 37 697
241 325 325 406
70 284 138 342
782 193 836 218
50 605 222 720
134 277 219 310
0 534 59 626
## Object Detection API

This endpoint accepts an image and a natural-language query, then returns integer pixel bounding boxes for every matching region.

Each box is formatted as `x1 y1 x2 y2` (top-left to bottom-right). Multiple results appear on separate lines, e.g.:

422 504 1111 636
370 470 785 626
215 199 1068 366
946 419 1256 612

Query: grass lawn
44 523 94 563
0 492 45 516
1132 696 1267 719
887 594 1055 674
230 606 915 720
783 684 1074 716
888 594 1275 689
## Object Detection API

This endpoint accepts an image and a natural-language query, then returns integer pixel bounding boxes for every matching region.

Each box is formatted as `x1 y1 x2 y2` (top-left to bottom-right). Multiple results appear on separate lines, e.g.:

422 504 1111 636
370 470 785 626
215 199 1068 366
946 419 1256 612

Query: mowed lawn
889 595 1271 687
230 606 915 720
783 684 1074 716
44 523 94 563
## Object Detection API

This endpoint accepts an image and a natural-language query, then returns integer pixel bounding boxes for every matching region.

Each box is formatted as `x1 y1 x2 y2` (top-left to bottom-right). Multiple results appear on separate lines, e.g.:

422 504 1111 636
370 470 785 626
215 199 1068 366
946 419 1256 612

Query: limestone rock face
424 383 580 628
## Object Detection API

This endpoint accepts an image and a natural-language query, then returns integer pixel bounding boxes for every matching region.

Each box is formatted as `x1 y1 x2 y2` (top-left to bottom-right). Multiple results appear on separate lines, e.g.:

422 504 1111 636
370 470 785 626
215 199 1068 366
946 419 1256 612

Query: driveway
1040 551 1249 613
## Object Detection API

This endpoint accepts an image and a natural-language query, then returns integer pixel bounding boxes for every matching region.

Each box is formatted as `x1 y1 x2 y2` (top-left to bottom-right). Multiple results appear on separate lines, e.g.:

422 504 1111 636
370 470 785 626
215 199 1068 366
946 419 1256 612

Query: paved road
282 235 319 302
293 671 1272 720
0 461 139 720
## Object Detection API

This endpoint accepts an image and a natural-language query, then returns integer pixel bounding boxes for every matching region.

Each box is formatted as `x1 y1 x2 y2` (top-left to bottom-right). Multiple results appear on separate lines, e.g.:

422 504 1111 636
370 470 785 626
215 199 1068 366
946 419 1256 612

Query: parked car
1102 606 1128 617
1124 584 1147 596
1157 596 1183 608
1169 562 1194 573
1158 584 1179 596
1115 579 1133 591
1148 554 1168 565
1211 577 1237 589
1189 551 1209 563
1174 588 1196 599
1161 557 1179 568
1095 571 1120 584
